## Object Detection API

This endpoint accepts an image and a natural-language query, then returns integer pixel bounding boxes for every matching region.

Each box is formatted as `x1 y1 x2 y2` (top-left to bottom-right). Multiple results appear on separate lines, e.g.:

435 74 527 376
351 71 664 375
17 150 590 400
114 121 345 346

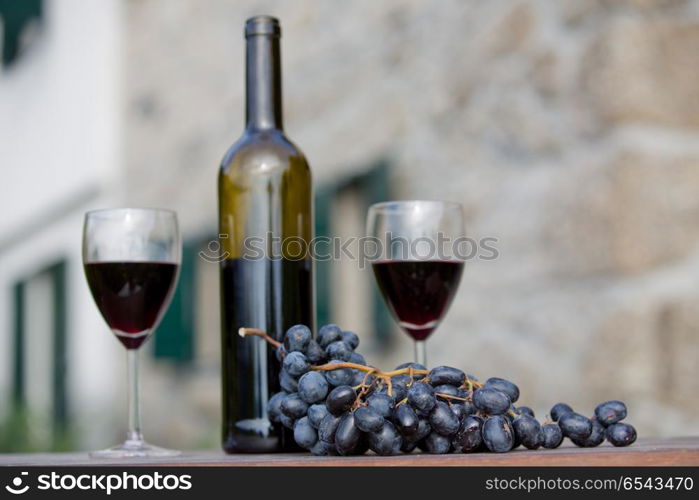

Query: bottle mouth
245 16 281 38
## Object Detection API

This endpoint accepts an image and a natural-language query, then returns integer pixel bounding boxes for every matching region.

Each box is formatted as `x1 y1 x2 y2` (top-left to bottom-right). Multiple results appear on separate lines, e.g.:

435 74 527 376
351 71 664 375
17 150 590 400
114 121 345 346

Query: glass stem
414 340 427 367
126 349 143 444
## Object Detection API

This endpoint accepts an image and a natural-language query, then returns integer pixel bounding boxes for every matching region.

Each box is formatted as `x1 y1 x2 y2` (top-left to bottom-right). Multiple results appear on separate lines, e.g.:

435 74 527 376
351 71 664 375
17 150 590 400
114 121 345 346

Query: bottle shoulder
220 129 309 174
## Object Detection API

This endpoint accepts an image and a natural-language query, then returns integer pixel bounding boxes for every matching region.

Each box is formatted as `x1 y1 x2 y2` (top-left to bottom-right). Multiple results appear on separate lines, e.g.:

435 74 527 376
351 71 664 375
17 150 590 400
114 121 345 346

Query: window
153 242 198 363
153 236 221 367
8 259 68 451
0 0 43 67
315 161 394 346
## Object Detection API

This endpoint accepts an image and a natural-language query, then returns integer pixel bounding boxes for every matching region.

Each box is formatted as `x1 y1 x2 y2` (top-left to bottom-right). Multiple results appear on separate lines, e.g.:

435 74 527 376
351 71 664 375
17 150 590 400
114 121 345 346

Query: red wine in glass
84 262 179 349
372 260 464 341
83 207 181 458
367 201 466 365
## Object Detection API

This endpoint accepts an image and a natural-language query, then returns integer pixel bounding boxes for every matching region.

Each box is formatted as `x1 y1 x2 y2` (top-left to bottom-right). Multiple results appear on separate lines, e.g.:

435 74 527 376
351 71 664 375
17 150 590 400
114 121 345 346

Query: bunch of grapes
243 324 637 456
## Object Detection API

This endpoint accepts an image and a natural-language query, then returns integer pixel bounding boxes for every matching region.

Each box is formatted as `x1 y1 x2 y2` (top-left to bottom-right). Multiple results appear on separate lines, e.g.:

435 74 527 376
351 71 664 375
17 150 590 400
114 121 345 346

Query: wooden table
1 438 697 466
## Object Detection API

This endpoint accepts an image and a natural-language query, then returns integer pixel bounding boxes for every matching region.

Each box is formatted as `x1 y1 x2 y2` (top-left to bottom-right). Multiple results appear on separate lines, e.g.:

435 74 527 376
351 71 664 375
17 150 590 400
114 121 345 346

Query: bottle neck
245 34 283 131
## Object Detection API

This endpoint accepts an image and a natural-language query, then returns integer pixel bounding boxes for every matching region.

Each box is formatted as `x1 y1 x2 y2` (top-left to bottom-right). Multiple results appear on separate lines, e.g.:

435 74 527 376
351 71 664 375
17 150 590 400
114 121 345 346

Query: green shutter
153 241 196 362
315 188 334 328
0 0 43 67
12 280 25 406
50 261 68 440
359 161 393 346
314 161 393 345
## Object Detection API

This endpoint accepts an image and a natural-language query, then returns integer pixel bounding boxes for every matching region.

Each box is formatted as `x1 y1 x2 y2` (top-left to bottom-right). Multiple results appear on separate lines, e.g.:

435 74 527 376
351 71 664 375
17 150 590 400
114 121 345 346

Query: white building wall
0 0 123 448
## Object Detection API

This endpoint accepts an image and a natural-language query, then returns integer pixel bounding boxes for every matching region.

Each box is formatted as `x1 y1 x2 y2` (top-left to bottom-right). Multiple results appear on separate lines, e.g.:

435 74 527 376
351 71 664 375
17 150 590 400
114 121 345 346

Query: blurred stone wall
122 0 699 446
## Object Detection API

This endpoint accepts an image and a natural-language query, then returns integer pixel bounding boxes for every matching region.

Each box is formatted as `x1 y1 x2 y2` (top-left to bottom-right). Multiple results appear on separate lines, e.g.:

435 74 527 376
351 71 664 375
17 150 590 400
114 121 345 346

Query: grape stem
311 361 429 387
239 327 483 395
238 327 282 348
435 392 470 402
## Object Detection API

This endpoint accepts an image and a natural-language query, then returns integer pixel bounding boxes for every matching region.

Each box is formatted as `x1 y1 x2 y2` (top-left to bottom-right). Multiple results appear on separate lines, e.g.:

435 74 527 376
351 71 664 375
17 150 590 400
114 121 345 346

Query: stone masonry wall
122 0 699 447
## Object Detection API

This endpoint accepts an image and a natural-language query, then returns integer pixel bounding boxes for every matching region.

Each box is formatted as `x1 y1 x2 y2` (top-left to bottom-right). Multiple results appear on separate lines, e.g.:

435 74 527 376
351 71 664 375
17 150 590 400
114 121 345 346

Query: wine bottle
218 16 314 453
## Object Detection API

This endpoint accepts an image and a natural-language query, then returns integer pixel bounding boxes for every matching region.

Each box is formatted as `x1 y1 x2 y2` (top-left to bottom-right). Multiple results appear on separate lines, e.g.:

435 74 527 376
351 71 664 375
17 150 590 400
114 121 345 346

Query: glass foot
90 439 180 459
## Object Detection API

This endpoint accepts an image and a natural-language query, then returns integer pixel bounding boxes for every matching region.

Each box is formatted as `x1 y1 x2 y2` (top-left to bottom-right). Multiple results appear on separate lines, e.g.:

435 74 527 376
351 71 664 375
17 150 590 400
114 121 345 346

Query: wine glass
367 201 465 366
83 208 181 458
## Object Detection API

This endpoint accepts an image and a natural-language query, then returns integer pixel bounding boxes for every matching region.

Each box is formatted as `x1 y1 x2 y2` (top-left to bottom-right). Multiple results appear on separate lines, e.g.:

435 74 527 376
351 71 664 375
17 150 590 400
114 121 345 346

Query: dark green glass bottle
219 16 314 453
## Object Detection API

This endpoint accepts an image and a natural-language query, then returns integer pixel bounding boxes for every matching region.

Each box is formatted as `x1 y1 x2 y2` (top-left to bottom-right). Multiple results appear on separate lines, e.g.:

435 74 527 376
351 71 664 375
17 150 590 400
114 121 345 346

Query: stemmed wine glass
367 201 465 366
83 208 181 458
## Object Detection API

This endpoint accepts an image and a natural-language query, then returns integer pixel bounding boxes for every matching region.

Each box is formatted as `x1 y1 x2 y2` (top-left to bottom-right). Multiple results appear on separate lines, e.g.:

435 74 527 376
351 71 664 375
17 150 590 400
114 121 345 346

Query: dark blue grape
540 423 564 448
473 388 511 415
318 413 342 443
341 330 360 350
283 351 310 377
368 421 402 456
326 340 353 361
324 360 354 387
310 440 336 456
400 439 419 453
275 345 287 362
449 403 467 420
351 370 365 386
482 415 515 453
429 401 460 436
594 400 627 427
267 391 286 423
297 371 329 404
279 370 298 393
284 324 312 353
408 382 437 413
354 406 384 433
390 374 410 388
512 414 542 450
462 400 477 416
424 432 452 454
318 324 343 348
390 378 408 402
281 393 309 419
558 412 593 439
511 427 521 449
335 413 362 455
349 352 366 365
433 384 461 399
605 422 636 447
484 377 520 403
516 406 535 417
326 385 356 415
415 417 432 441
293 416 318 450
452 415 483 453
305 340 326 364
367 393 394 418
354 435 370 456
280 413 295 430
308 404 329 429
429 366 466 386
395 362 425 370
394 404 419 436
572 419 605 447
550 402 574 422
